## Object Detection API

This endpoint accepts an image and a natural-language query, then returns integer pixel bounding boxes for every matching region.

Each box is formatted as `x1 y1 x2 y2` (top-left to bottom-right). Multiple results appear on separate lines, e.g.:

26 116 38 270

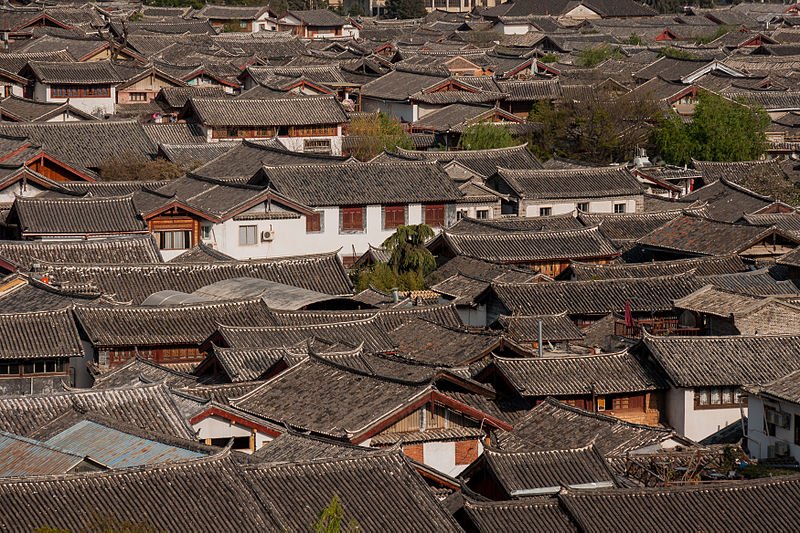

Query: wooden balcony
614 316 703 338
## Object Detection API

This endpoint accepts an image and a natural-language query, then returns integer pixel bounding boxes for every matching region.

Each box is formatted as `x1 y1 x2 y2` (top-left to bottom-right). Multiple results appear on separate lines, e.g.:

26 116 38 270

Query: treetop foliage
347 112 413 161
457 124 518 151
652 91 770 166
383 0 426 19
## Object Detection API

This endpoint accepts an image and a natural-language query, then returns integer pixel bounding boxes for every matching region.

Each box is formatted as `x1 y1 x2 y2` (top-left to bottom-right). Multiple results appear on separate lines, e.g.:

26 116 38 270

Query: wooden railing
614 316 704 338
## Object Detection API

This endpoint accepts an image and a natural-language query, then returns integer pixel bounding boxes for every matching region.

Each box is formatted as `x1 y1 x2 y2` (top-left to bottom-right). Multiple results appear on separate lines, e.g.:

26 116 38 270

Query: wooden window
694 387 744 409
156 230 190 250
425 204 445 227
129 92 147 102
303 139 332 154
239 225 258 246
539 207 552 216
306 211 323 233
22 359 66 375
611 395 644 411
403 443 424 463
577 202 590 212
51 85 110 98
597 397 606 411
475 209 489 220
613 203 626 214
383 205 406 230
455 440 479 465
340 206 365 232
288 125 338 137
0 362 18 376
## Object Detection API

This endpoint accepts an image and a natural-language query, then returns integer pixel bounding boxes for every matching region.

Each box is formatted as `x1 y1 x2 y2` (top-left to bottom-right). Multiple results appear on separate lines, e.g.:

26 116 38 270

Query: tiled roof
492 351 666 397
643 333 800 388
0 121 155 170
480 446 616 496
243 452 461 532
567 254 750 280
496 313 585 343
439 225 619 263
753 369 800 405
672 285 766 318
216 316 396 353
464 498 577 533
285 9 346 26
0 453 281 532
0 308 82 360
158 86 229 109
495 398 675 457
271 303 464 331
682 178 774 223
388 143 542 177
232 357 426 438
261 161 463 206
495 166 643 199
10 195 146 236
193 139 347 180
28 60 123 84
485 274 700 315
579 205 707 242
0 236 161 270
389 318 500 367
38 251 352 304
185 95 348 126
74 299 275 347
141 123 207 145
252 429 374 462
699 268 800 296
0 95 95 121
558 474 800 533
91 357 198 391
637 214 789 256
361 69 447 101
0 383 193 439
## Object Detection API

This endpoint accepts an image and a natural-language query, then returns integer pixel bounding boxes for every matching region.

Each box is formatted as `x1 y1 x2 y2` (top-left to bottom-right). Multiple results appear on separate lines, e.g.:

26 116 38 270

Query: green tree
652 91 770 165
347 112 413 160
383 0 426 19
527 95 661 164
576 44 622 67
458 124 517 150
352 224 435 292
314 495 360 533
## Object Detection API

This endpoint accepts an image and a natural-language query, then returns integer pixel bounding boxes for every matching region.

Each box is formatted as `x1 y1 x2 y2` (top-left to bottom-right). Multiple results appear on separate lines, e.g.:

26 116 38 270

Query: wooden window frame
424 204 445 228
382 204 406 230
693 387 745 410
239 224 258 246
340 206 365 233
539 207 552 217
613 203 627 214
50 85 111 98
306 211 323 233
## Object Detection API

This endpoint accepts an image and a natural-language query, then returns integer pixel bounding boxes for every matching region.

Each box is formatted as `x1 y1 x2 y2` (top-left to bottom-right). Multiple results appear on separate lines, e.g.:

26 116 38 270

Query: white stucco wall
422 440 484 477
665 387 746 442
524 198 638 217
192 415 274 453
498 23 532 35
747 395 800 462
361 98 415 123
202 202 439 262
36 82 116 116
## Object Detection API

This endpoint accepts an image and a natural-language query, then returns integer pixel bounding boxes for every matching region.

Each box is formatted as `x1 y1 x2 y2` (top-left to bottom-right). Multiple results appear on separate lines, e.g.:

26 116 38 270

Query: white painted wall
747 395 800 462
361 97 415 123
498 23 532 35
35 82 116 116
665 387 746 442
203 202 441 262
524 198 638 217
192 415 274 453
422 439 484 477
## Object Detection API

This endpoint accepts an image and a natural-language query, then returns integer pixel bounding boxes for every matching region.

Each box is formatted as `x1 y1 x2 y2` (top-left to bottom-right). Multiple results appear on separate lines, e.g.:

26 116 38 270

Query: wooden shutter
341 207 364 231
425 204 445 227
383 205 406 230
306 212 322 232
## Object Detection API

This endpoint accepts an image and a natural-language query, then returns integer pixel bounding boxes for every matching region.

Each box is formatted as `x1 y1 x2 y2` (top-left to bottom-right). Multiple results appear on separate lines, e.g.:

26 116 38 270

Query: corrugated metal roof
0 430 85 477
45 420 206 468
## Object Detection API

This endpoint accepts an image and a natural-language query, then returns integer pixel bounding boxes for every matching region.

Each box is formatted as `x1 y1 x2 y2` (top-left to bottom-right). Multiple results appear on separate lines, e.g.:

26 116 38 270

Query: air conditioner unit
767 410 792 429
260 230 275 242
775 441 790 457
